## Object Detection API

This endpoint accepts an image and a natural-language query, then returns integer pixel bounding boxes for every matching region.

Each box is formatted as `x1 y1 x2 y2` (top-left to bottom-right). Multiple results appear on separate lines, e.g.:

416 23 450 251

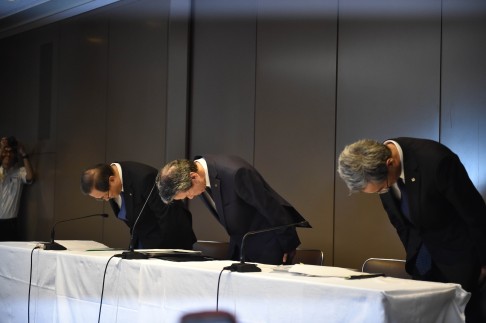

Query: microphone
117 182 156 259
43 213 109 250
227 220 311 272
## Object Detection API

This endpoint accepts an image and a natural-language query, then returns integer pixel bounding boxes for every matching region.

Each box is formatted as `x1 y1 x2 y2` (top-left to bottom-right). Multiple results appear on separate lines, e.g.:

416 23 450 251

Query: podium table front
0 241 470 323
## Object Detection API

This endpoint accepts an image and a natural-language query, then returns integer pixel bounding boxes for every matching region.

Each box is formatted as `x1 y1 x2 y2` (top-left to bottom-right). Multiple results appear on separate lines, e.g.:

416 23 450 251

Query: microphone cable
28 245 42 323
216 267 232 311
98 254 119 323
118 182 156 259
129 182 156 245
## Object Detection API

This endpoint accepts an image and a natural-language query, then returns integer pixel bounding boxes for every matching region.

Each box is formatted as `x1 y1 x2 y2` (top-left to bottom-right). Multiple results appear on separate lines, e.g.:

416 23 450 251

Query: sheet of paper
134 249 202 255
289 264 362 278
54 240 109 251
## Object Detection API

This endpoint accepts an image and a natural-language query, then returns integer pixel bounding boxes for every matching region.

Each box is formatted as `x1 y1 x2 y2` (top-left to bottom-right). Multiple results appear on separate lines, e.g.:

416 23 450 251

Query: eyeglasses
377 176 390 194
95 191 111 201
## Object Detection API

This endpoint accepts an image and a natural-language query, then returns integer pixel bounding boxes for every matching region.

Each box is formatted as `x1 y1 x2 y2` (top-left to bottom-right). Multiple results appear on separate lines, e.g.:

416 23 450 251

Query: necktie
118 193 127 221
203 187 217 211
397 178 431 275
396 178 409 217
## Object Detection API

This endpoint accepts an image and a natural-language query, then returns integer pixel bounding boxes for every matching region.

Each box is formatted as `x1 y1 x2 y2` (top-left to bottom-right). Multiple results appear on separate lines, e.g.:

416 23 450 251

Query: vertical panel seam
186 0 195 159
439 0 443 142
253 0 259 166
332 0 341 267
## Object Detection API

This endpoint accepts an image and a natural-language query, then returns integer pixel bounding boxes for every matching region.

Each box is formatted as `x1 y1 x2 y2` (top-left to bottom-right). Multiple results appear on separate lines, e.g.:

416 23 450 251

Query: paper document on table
55 240 109 251
289 264 361 278
135 249 202 257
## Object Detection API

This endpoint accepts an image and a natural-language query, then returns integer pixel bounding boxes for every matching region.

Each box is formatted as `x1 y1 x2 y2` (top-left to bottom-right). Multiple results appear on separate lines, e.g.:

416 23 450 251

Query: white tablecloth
0 241 470 323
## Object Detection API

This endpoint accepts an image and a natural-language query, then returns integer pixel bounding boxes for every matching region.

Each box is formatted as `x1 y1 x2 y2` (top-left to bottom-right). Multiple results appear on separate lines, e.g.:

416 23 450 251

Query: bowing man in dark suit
81 161 196 250
338 137 486 322
156 155 310 265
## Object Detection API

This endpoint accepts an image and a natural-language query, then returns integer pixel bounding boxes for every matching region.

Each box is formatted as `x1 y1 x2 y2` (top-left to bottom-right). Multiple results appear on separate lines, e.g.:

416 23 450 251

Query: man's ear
190 172 198 180
109 175 116 184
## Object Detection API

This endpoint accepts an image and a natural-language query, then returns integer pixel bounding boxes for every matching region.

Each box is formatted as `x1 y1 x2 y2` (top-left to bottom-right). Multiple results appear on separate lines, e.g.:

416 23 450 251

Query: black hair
80 164 114 194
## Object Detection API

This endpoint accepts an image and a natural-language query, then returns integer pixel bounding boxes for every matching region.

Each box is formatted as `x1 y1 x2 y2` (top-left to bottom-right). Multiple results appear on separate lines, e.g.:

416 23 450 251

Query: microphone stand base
43 241 67 250
120 250 149 260
228 262 261 272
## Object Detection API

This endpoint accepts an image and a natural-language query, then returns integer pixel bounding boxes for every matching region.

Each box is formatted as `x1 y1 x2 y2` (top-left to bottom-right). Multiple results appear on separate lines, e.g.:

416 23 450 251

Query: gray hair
156 159 197 203
337 139 391 193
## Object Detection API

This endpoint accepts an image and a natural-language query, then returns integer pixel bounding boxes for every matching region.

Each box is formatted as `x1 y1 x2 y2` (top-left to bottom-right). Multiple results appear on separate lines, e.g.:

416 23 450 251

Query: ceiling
0 0 119 39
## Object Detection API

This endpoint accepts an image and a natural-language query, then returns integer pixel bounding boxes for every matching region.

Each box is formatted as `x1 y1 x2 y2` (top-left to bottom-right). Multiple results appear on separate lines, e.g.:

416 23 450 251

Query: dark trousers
466 281 486 323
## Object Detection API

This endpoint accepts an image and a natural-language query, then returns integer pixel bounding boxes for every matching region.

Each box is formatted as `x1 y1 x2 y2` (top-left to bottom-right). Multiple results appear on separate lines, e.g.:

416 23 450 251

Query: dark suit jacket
109 161 196 250
197 155 309 265
379 138 486 291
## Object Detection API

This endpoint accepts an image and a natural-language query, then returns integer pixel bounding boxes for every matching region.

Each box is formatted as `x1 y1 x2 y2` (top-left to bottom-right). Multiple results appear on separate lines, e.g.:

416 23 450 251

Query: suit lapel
204 158 227 228
381 191 407 227
120 169 135 224
200 192 219 220
402 145 421 226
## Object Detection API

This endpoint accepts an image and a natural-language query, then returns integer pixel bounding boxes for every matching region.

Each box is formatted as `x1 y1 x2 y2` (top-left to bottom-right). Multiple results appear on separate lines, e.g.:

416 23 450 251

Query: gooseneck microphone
117 182 156 259
43 213 109 250
227 220 311 272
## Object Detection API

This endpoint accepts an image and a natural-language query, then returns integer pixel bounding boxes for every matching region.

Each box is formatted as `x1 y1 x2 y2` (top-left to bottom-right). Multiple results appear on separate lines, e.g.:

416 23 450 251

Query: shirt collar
194 158 211 188
383 140 405 181
110 163 124 207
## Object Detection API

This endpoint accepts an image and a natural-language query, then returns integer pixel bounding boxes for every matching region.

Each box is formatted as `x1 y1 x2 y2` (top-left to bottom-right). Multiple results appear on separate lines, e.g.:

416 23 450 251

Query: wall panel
189 0 258 242
55 13 109 242
441 0 486 198
335 0 442 269
102 0 172 247
255 0 338 260
166 0 191 161
0 25 59 241
106 0 170 167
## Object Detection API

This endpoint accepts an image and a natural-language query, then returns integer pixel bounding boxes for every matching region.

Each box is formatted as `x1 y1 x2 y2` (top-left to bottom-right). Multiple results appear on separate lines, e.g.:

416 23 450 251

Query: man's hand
283 249 296 265
17 142 27 157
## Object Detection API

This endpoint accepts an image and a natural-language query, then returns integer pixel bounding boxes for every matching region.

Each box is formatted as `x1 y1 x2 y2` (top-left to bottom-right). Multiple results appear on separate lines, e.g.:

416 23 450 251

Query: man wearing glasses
81 162 196 250
338 137 486 322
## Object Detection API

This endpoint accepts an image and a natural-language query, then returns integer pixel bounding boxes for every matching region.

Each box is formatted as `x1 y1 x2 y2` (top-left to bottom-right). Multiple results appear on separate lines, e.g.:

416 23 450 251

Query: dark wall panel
106 0 170 168
189 0 258 241
0 26 59 241
255 0 338 260
0 37 18 134
166 0 191 161
1 0 181 247
335 0 442 269
55 14 109 241
104 0 171 247
441 0 486 198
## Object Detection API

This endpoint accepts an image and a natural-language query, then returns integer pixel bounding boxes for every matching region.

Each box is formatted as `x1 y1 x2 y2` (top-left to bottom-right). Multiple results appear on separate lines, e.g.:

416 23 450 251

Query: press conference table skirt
0 241 469 323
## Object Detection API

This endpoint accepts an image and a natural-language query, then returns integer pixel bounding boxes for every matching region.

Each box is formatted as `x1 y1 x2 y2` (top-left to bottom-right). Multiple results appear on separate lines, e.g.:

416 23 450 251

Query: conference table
0 241 470 323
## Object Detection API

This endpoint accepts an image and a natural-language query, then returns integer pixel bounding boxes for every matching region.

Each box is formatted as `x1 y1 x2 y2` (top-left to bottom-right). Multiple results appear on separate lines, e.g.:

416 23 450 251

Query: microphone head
101 213 109 218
